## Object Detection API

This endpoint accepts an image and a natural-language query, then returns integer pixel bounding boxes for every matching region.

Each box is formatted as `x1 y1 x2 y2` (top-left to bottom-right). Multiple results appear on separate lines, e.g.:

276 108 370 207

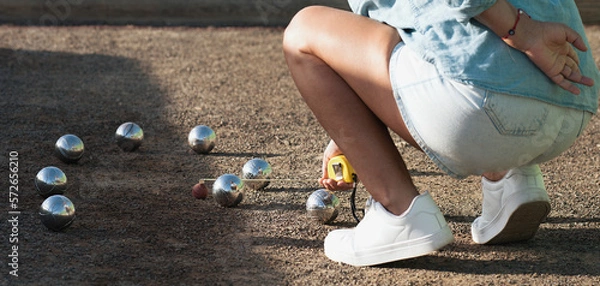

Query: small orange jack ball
192 183 209 199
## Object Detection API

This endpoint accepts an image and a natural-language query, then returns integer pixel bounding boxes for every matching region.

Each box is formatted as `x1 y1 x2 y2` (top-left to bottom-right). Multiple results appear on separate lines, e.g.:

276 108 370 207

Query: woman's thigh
284 6 418 147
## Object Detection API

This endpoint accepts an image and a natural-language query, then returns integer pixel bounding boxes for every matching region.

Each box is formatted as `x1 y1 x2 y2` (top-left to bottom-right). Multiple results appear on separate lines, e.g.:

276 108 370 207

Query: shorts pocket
483 92 549 136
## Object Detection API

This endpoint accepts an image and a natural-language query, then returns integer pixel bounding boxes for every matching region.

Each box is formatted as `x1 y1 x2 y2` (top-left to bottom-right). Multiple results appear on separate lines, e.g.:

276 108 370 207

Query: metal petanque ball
306 189 340 224
54 134 84 163
35 166 67 198
39 195 76 231
115 122 144 151
188 125 216 154
212 174 244 207
242 158 272 190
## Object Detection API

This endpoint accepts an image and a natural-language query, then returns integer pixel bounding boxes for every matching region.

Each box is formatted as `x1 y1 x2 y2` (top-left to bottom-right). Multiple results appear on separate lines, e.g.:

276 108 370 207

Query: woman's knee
283 6 328 57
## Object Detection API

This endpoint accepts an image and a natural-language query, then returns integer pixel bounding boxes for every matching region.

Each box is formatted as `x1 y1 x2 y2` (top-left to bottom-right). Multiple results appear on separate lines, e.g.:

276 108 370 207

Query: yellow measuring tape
326 155 355 184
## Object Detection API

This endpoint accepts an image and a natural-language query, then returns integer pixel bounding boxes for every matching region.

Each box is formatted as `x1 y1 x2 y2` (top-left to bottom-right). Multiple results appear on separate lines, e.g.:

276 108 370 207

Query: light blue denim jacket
348 0 600 114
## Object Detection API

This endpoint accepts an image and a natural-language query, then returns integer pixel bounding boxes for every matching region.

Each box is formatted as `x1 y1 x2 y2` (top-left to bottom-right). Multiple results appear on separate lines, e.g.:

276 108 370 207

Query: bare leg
283 6 419 215
482 171 508 181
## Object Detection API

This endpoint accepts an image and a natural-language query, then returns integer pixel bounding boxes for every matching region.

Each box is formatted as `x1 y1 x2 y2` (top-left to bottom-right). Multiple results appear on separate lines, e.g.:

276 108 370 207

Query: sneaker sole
484 201 550 245
325 225 455 267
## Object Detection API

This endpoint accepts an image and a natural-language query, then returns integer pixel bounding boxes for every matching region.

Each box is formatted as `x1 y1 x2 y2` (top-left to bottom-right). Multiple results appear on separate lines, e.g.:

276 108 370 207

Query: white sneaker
472 164 551 244
324 191 454 267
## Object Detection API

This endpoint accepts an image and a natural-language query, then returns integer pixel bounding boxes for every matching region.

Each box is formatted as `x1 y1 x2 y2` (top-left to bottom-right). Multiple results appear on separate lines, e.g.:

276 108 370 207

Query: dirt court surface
0 24 599 285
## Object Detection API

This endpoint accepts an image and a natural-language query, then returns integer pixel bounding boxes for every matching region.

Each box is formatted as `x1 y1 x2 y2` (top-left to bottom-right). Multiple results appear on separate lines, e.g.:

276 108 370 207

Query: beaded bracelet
502 8 530 39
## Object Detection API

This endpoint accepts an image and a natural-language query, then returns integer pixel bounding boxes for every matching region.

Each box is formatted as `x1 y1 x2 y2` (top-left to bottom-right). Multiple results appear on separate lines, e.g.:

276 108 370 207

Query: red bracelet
502 8 529 39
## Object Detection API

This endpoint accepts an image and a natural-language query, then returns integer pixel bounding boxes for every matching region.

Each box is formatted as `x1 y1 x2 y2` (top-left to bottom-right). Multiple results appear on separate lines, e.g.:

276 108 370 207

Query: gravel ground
0 24 599 285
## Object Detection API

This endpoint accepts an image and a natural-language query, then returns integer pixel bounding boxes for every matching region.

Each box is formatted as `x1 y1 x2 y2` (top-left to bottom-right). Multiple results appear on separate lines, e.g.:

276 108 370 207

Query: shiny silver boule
242 158 272 190
39 195 76 231
115 122 144 151
306 189 340 224
212 174 244 207
54 134 84 163
188 125 216 154
35 166 67 198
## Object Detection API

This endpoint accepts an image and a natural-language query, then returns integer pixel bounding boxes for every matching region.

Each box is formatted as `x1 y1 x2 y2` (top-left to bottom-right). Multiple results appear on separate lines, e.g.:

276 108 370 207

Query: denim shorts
390 43 593 179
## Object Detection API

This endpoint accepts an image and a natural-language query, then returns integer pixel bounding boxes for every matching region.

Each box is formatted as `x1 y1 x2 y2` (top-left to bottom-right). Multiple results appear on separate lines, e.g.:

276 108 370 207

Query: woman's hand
475 0 595 95
515 17 595 95
319 140 355 191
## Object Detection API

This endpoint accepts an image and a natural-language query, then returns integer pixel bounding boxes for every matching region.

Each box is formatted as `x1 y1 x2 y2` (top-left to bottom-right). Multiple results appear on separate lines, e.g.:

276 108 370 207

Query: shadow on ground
0 47 285 284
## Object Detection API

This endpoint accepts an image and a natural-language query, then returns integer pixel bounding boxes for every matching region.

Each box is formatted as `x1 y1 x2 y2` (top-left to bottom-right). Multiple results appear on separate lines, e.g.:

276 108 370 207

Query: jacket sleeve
348 0 497 27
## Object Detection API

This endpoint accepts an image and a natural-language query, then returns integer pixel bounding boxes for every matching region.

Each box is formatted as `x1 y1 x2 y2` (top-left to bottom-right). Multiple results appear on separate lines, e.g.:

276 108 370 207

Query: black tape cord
349 173 363 223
